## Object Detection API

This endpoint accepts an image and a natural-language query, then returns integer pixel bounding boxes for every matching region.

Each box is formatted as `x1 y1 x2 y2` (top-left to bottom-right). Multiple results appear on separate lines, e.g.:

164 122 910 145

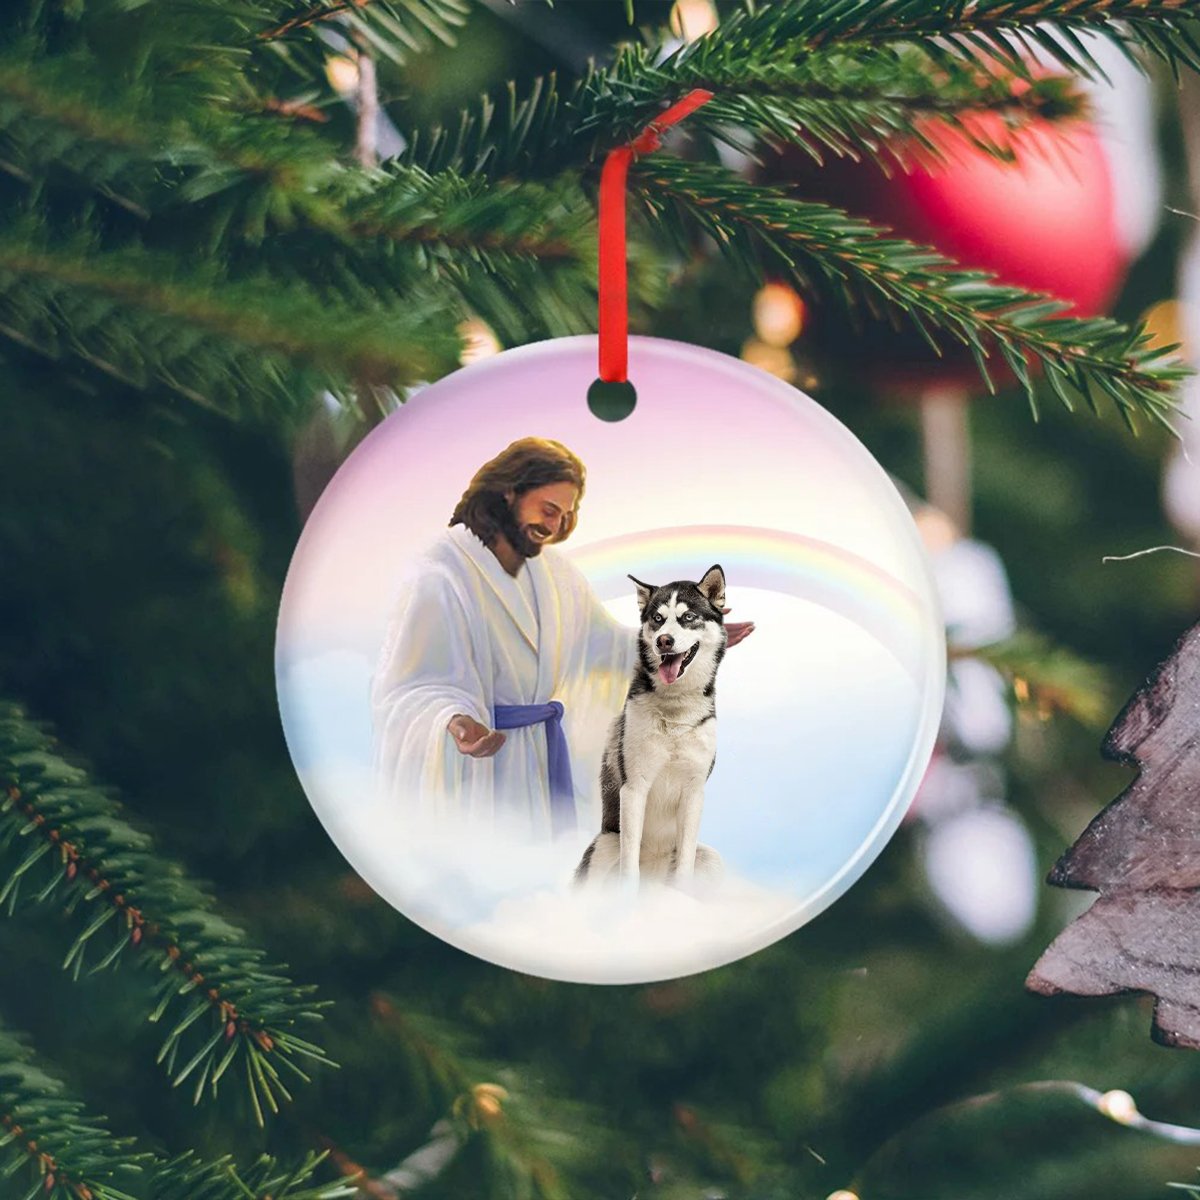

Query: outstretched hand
721 606 755 649
448 714 506 758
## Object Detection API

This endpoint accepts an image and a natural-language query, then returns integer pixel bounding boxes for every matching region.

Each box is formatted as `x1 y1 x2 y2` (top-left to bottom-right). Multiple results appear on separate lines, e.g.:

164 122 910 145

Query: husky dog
575 565 728 888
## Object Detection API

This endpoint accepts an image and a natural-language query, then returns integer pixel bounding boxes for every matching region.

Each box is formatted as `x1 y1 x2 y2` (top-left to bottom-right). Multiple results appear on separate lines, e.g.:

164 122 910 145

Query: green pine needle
632 155 1188 429
654 44 1088 166
154 1149 358 1199
0 1022 149 1200
0 1016 354 1198
0 232 462 420
257 0 472 65
0 700 336 1120
705 0 1200 82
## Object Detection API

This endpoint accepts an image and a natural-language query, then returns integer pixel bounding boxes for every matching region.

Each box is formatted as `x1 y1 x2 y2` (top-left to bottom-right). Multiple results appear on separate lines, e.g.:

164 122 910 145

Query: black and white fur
575 565 728 888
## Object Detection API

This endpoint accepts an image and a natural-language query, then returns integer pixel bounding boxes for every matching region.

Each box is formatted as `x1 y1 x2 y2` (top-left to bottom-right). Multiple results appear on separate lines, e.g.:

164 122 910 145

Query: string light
740 337 796 383
966 1081 1200 1145
1140 298 1188 356
457 317 502 365
752 282 807 348
913 503 960 554
1098 1089 1138 1125
324 55 360 95
471 1082 507 1123
669 0 719 42
1081 1083 1200 1143
451 1082 508 1129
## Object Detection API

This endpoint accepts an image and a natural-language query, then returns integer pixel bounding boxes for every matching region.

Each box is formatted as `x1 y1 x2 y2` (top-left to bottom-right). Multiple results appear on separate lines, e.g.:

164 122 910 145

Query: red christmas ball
777 100 1128 396
877 112 1124 316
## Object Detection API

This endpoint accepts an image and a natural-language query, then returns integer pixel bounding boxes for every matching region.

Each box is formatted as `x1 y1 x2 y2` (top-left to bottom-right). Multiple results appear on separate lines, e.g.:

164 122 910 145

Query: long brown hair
450 438 586 546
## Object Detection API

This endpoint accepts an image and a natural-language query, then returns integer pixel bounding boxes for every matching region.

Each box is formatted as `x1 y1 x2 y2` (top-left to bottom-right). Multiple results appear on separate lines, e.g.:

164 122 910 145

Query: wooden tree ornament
1027 621 1200 1048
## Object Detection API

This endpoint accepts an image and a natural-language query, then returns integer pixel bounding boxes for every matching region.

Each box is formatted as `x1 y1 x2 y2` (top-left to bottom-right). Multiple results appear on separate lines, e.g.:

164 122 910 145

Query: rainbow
567 525 936 683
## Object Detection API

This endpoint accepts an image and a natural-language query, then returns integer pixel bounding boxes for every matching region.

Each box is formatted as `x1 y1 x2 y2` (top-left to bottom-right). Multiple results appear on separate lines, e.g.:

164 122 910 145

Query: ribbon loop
596 89 714 390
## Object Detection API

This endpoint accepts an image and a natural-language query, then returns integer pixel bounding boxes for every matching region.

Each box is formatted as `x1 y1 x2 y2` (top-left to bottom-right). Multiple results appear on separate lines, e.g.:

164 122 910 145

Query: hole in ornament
587 378 637 422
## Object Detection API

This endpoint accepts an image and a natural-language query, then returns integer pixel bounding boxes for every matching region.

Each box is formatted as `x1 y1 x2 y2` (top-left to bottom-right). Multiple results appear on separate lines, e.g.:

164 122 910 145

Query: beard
488 494 553 558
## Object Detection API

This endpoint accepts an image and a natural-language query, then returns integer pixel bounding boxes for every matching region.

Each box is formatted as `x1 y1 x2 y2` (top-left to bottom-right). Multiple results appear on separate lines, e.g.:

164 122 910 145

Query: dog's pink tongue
658 656 683 686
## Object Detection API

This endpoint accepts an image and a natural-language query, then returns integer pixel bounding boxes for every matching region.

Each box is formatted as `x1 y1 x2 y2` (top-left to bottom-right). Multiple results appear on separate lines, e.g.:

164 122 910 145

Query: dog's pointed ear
628 574 654 612
698 564 726 609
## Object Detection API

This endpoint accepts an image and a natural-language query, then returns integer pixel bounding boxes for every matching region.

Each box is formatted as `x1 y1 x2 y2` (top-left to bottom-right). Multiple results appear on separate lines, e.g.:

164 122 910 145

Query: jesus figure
369 437 753 840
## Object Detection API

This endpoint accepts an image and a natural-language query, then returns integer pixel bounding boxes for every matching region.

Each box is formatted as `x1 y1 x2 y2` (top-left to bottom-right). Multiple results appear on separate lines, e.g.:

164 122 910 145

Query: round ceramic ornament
275 333 946 983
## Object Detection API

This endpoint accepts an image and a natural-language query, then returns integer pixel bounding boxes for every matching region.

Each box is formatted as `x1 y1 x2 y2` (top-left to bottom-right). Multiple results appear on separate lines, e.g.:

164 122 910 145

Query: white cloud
315 796 806 983
458 874 803 984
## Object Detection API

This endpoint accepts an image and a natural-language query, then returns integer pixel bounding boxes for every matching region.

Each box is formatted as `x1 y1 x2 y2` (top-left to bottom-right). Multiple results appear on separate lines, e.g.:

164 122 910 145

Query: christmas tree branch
0 1016 356 1199
0 53 594 262
400 42 1083 182
0 53 351 233
0 701 336 1125
317 164 608 339
968 632 1115 730
658 46 1086 164
703 0 1200 80
0 1021 149 1200
397 0 1196 179
363 996 584 1200
0 53 604 341
257 0 470 67
0 32 1094 372
0 55 163 214
344 164 590 260
632 156 1188 428
260 1 388 41
0 236 461 417
6 1 1193 426
153 1150 359 1200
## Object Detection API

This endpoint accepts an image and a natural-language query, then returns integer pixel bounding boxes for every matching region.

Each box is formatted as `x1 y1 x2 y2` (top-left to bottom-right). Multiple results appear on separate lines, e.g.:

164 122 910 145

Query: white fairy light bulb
1098 1089 1139 1125
325 55 360 96
752 283 806 348
669 0 719 42
739 337 797 383
457 317 502 365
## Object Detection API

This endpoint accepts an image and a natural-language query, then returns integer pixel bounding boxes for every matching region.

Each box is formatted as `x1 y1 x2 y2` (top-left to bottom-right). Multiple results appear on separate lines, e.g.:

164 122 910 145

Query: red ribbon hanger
594 89 714 403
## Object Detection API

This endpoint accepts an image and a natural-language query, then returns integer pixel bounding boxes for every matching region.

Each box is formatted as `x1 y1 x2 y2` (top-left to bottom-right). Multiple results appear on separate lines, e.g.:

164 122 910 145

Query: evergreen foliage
1 0 1193 421
0 1020 148 1200
632 156 1187 426
0 701 333 1121
0 1015 355 1199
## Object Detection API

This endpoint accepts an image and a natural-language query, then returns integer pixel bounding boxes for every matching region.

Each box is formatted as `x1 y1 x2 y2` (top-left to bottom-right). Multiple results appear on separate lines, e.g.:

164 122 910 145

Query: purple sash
492 701 575 834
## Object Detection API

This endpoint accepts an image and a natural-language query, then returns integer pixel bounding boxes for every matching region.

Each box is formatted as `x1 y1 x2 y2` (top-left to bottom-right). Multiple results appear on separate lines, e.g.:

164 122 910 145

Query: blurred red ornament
768 83 1129 532
775 99 1128 398
879 112 1124 317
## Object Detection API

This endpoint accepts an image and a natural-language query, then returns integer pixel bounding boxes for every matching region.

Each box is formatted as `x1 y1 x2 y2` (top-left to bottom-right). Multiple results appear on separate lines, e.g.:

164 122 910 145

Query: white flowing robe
369 525 636 839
